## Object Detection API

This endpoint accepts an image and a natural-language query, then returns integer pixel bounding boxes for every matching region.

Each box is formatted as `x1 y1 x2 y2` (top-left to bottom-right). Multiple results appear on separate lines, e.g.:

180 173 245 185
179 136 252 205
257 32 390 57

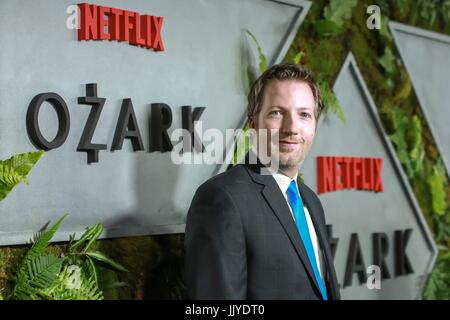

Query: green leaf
292 51 304 64
424 266 445 299
69 223 103 253
424 252 450 299
443 0 450 24
86 251 129 272
409 116 424 174
418 0 439 26
0 151 44 201
69 226 97 253
86 256 99 285
83 224 103 253
379 15 392 42
427 162 447 216
379 47 396 75
245 30 268 73
323 0 358 28
315 19 343 37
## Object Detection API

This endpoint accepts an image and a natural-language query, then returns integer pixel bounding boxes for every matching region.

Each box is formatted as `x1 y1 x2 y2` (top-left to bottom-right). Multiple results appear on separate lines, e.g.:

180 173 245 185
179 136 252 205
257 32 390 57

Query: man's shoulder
197 164 253 194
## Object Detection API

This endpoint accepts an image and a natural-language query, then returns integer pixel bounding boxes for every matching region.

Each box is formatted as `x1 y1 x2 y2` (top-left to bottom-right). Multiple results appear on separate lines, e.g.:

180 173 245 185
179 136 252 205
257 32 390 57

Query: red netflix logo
317 156 384 194
77 3 164 51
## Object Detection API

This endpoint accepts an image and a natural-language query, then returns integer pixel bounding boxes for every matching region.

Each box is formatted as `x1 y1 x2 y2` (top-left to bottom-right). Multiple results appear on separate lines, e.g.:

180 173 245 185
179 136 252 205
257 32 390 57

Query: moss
308 38 346 82
97 235 162 299
0 234 186 300
0 246 28 298
350 30 389 97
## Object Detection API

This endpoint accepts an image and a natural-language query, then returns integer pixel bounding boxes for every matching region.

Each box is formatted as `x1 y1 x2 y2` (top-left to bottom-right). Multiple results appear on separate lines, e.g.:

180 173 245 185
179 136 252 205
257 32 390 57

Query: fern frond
45 265 103 300
28 215 67 258
27 255 63 289
12 215 67 299
245 29 268 73
86 251 129 272
13 255 63 300
0 151 44 201
0 165 25 200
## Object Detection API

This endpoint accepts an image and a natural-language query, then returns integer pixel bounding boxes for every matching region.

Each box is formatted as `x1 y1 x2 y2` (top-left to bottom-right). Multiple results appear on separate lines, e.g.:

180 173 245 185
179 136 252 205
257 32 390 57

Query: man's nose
281 112 299 135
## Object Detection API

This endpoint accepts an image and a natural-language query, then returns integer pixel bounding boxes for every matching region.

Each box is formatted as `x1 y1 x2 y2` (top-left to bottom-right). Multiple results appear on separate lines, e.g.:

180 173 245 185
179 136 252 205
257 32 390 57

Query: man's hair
247 63 323 121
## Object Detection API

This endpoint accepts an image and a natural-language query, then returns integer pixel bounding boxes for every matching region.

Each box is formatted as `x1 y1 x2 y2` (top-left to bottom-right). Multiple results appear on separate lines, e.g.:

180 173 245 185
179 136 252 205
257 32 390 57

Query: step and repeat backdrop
0 0 307 242
0 0 441 299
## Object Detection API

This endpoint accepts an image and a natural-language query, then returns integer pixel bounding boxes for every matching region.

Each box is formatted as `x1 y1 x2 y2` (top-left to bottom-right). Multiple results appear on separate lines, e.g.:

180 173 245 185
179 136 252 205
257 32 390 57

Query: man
184 63 340 300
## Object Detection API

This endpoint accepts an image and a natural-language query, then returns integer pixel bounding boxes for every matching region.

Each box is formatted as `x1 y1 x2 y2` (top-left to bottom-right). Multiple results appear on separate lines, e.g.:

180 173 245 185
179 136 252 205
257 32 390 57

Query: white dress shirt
271 172 323 277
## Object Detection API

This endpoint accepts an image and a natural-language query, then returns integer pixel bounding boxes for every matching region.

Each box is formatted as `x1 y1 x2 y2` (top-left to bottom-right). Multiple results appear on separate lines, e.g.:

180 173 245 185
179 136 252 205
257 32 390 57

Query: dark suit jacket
184 160 341 300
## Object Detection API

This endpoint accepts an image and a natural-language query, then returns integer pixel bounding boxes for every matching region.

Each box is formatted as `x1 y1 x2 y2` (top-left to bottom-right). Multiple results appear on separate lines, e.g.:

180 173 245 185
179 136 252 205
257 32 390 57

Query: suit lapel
244 163 321 294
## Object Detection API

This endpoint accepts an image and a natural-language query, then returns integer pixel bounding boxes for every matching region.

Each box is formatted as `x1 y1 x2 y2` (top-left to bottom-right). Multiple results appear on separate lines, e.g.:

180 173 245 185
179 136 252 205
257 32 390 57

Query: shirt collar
271 171 298 195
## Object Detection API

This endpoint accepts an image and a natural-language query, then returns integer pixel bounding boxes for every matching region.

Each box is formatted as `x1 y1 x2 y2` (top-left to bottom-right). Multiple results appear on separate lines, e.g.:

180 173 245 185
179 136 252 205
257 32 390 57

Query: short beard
277 141 311 173
278 154 304 172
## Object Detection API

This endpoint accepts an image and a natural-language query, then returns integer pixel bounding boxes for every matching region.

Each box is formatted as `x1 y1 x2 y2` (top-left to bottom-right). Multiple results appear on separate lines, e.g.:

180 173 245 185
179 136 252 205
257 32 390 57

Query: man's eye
301 112 312 119
269 110 282 117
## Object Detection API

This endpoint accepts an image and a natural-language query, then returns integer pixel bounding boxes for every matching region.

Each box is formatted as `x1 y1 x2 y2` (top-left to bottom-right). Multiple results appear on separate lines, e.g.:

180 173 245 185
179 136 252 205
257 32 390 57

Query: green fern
13 255 63 300
0 150 44 201
43 265 103 300
26 215 67 261
12 215 128 300
232 30 269 167
26 255 63 290
245 29 268 74
318 80 346 123
12 215 67 299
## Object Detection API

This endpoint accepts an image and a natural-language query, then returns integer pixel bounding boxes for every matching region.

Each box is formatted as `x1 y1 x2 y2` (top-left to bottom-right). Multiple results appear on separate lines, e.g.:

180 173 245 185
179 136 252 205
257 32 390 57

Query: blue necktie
287 180 328 300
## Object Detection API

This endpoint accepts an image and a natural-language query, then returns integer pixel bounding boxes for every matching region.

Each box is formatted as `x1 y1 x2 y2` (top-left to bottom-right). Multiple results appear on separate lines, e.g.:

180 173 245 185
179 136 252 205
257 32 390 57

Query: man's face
249 79 317 175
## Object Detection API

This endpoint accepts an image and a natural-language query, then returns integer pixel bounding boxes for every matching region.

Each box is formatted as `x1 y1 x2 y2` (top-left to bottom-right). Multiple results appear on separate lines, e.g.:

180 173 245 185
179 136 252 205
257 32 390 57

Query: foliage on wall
283 0 449 299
